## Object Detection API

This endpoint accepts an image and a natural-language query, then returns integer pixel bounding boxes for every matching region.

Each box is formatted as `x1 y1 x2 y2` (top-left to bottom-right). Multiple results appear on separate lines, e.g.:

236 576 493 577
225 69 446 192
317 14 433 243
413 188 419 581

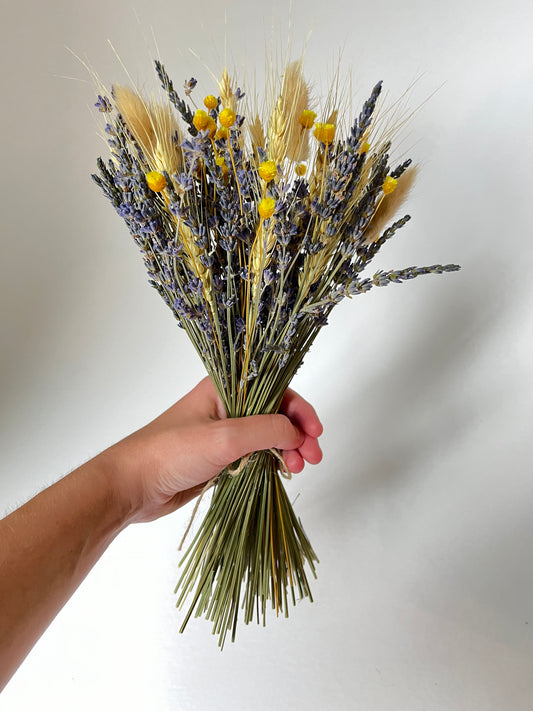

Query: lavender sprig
155 60 197 136
352 263 461 294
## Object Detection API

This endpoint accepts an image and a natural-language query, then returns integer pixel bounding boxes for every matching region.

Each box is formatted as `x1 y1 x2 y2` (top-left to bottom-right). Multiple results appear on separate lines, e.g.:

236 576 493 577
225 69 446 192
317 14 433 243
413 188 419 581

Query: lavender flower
95 95 112 112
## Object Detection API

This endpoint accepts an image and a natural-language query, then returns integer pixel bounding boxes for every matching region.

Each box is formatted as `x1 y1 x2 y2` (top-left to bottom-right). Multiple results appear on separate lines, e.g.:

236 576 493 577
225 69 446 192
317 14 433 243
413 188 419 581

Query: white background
1 0 532 709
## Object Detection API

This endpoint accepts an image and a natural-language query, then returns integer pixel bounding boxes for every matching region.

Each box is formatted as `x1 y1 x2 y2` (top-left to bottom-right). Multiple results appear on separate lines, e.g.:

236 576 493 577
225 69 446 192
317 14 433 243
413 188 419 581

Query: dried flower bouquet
92 57 459 646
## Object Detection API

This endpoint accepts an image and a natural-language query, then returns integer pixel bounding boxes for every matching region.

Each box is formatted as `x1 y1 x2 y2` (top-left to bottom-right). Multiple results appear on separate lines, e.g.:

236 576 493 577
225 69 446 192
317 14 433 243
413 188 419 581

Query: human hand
97 377 323 524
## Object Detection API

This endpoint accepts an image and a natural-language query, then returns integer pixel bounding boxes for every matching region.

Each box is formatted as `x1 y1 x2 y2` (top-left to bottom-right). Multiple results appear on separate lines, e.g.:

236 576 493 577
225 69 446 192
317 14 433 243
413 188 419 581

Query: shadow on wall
315 262 508 521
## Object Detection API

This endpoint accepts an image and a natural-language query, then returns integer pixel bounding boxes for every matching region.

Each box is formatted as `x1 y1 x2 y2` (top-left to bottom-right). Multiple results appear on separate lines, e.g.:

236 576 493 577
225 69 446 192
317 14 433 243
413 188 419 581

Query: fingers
279 388 323 472
206 387 323 474
211 413 305 468
283 449 305 473
211 413 322 476
280 388 323 438
282 432 322 472
296 432 323 464
172 380 324 477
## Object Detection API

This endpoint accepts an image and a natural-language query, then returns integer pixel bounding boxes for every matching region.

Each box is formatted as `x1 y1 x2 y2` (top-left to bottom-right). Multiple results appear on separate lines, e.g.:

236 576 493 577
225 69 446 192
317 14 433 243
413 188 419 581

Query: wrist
77 451 138 532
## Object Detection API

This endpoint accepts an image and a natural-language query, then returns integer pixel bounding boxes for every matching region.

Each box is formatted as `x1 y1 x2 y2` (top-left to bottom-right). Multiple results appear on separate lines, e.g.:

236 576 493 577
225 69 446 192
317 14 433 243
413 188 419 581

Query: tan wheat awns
267 60 311 165
113 85 181 175
326 108 338 126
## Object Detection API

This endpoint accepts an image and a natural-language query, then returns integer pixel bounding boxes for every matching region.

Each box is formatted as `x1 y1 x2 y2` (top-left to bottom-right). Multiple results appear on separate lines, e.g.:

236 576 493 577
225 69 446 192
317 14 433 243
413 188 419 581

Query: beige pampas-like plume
112 85 181 175
267 60 311 166
363 165 418 243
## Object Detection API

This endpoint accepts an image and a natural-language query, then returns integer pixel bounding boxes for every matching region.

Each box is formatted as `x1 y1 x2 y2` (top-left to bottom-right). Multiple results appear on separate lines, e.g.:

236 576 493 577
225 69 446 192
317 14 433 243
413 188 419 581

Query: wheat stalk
267 60 311 166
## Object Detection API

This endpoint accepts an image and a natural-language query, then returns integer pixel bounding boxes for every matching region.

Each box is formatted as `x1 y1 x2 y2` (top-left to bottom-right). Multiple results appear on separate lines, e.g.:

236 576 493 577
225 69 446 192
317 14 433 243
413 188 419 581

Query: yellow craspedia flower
193 109 209 131
299 109 317 129
382 176 398 194
215 155 228 176
313 122 336 144
216 126 229 140
204 95 218 110
145 171 167 192
219 108 236 128
295 163 307 176
360 141 370 153
258 160 277 182
258 197 276 219
206 116 217 138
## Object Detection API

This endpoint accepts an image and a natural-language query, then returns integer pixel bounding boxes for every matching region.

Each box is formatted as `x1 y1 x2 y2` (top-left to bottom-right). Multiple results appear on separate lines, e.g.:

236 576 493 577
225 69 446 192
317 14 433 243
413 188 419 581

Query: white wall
1 0 532 709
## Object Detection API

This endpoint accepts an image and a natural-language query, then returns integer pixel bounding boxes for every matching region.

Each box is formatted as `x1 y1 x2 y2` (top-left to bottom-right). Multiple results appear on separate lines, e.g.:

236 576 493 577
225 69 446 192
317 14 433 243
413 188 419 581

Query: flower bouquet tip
91 55 460 647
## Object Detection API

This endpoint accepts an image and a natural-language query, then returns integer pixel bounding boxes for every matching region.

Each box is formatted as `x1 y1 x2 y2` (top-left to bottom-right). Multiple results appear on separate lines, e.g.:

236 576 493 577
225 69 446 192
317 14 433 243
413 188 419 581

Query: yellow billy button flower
204 94 218 110
146 171 167 192
219 108 236 128
258 197 276 219
206 116 217 138
382 176 398 194
216 126 229 140
360 141 370 153
313 122 336 144
295 163 307 176
193 109 209 131
215 155 228 176
258 160 277 182
299 109 317 129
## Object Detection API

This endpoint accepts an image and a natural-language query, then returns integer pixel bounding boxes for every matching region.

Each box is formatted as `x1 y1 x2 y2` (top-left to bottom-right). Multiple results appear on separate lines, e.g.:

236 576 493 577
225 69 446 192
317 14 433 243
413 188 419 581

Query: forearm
0 458 130 691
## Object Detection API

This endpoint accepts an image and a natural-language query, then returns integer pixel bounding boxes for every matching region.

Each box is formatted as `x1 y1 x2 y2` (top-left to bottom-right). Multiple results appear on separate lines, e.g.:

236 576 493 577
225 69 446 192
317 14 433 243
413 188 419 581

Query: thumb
212 414 304 469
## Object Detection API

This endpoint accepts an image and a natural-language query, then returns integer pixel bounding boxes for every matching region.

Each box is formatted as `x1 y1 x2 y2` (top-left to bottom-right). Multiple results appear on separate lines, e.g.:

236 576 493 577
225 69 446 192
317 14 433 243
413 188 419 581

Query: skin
0 377 322 691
